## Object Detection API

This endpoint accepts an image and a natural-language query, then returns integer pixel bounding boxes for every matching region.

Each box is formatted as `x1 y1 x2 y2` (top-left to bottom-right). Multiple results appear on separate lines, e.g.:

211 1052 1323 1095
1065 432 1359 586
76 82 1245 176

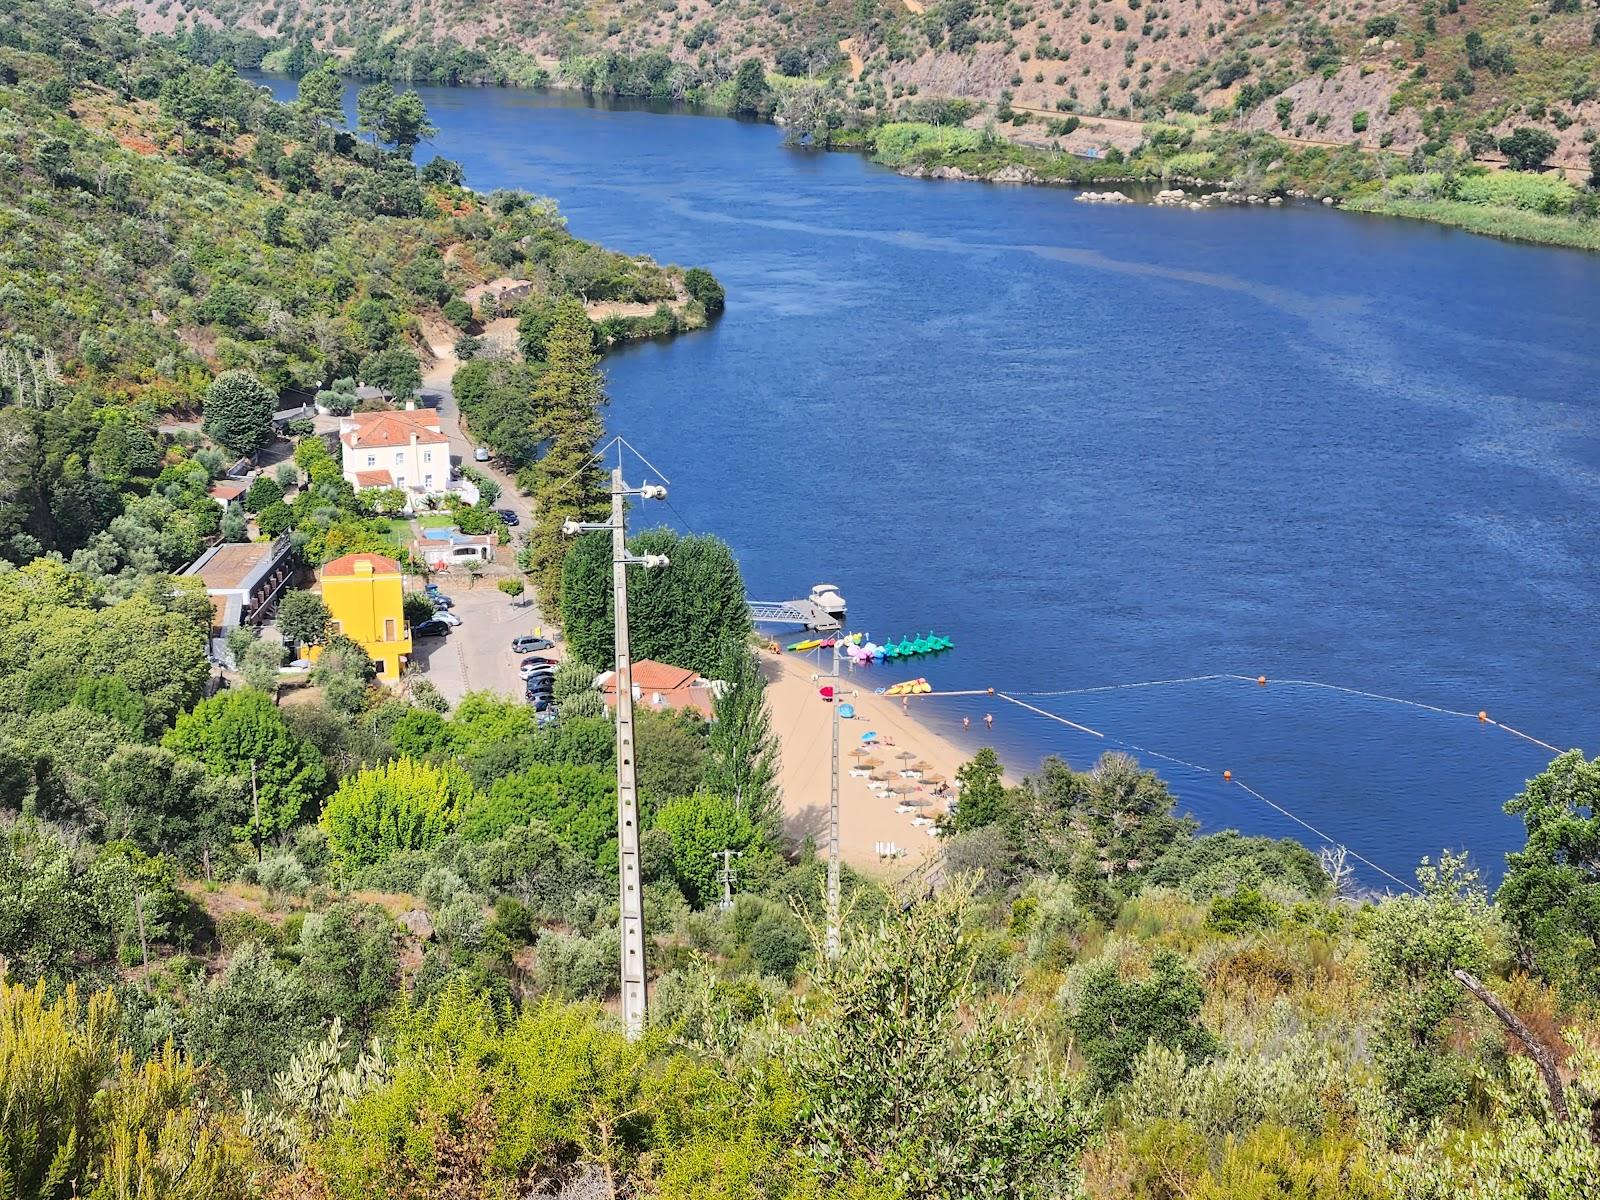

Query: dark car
520 655 558 669
525 675 555 693
423 584 454 609
414 618 450 638
511 635 554 653
495 508 521 527
530 694 556 712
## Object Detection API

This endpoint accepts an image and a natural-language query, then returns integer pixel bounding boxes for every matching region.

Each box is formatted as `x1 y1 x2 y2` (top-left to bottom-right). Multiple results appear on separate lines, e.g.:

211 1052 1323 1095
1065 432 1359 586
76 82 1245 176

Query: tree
278 589 331 650
1070 948 1218 1089
682 267 725 315
1367 852 1496 1123
240 635 286 695
312 634 375 715
358 347 422 400
784 879 1095 1196
463 762 617 867
638 707 708 805
243 473 284 512
655 792 769 908
729 58 771 114
497 577 526 601
561 529 751 677
702 642 779 830
184 941 313 1094
355 81 396 145
953 748 1007 833
1497 750 1600 999
295 62 344 149
1499 127 1557 171
163 689 327 844
528 300 608 609
320 757 474 873
202 369 277 457
299 901 401 1041
381 90 437 157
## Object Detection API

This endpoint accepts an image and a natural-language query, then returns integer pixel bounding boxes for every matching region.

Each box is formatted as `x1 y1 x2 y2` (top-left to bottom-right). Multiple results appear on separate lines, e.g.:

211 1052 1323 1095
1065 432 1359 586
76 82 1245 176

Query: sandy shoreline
764 648 992 873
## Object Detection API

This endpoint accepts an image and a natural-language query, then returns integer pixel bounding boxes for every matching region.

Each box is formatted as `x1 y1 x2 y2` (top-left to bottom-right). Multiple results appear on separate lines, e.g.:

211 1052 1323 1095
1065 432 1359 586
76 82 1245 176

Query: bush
682 267 725 314
463 762 617 867
748 909 809 981
532 927 617 998
1068 949 1218 1089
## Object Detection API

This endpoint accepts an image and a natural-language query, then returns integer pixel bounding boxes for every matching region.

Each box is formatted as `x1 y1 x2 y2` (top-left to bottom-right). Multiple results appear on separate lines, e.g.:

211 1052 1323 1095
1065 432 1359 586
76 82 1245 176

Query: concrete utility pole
564 465 668 1041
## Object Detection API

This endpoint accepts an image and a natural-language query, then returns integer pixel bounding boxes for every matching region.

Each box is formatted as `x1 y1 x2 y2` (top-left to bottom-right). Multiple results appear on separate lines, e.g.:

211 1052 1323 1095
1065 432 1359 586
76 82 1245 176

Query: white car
431 608 462 627
520 662 556 681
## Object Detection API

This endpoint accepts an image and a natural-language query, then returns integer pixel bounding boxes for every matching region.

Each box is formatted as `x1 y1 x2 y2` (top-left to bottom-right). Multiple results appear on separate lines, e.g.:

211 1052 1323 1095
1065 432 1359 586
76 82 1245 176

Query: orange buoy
1478 710 1489 722
1223 770 1232 781
1257 675 1267 686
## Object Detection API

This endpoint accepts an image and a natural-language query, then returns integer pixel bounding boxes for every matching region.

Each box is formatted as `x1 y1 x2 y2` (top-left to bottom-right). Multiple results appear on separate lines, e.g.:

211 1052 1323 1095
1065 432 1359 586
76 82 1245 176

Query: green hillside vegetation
0 0 717 567
117 0 1600 248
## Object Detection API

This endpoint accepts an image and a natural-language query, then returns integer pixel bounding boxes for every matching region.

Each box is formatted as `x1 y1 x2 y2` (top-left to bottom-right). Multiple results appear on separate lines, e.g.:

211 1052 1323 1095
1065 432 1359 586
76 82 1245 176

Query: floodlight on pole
560 466 668 1041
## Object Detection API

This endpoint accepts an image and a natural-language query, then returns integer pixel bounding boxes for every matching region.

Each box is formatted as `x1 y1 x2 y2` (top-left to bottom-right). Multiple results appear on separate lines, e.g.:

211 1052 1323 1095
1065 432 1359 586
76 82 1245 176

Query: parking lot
407 583 561 705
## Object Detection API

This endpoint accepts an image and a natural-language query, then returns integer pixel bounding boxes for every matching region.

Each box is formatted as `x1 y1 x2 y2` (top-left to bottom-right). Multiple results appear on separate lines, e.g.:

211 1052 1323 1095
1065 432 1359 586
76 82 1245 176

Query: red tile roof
322 552 403 577
339 409 446 450
209 482 247 501
353 469 395 488
599 660 714 717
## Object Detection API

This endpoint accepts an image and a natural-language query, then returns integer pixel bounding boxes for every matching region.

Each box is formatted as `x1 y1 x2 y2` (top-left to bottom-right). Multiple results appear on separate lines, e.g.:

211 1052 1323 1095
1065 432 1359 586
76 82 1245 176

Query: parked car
474 447 490 462
525 675 554 694
520 655 558 669
424 584 454 609
511 635 554 653
495 508 520 527
530 693 555 712
431 608 462 627
414 618 450 638
521 662 556 681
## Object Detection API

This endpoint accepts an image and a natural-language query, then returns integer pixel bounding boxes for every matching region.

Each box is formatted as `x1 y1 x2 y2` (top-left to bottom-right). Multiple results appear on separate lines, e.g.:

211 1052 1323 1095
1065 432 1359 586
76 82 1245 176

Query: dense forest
4 2 1600 1198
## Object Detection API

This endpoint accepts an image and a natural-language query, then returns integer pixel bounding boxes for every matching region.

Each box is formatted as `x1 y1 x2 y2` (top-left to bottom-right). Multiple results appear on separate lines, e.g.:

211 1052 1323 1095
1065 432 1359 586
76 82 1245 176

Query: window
373 658 387 676
396 475 407 487
331 620 343 635
423 451 432 463
424 474 434 489
366 454 376 467
394 451 404 464
384 617 397 641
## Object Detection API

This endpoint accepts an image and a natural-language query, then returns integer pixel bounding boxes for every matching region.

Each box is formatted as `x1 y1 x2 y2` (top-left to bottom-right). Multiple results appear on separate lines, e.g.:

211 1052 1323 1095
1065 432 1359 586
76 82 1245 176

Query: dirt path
839 38 864 80
902 0 926 12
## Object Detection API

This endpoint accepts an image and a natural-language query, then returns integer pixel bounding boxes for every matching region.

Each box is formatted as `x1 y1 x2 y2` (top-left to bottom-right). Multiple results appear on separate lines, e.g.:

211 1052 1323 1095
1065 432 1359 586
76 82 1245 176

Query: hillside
0 0 715 565
96 0 1600 174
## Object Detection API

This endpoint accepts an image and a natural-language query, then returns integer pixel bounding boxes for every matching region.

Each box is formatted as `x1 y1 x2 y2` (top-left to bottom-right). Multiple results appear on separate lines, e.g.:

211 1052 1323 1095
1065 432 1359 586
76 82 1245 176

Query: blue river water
256 77 1600 886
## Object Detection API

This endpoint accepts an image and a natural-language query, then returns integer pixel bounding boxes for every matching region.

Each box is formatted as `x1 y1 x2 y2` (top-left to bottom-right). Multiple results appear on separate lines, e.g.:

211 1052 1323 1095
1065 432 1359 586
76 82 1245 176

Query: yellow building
316 552 412 681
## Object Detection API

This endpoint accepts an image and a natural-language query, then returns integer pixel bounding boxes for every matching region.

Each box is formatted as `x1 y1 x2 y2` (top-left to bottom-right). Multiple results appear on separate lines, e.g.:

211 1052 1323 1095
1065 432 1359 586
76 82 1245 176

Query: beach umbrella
839 703 856 719
862 757 884 769
849 747 871 760
890 781 917 795
921 773 946 786
909 760 932 774
896 750 916 767
860 731 878 742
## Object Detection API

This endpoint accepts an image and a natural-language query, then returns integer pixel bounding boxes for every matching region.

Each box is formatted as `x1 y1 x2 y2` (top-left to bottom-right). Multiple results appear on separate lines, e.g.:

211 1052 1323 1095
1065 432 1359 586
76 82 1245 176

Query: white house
339 409 452 497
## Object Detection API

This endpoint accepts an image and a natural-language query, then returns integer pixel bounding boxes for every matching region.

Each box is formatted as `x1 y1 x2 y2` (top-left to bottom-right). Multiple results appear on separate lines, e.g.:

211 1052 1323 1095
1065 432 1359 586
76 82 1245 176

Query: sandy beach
765 648 988 872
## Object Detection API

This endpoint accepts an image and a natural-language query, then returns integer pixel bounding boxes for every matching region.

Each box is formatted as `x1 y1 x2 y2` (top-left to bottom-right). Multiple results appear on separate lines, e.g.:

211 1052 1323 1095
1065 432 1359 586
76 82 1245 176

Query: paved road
411 364 559 705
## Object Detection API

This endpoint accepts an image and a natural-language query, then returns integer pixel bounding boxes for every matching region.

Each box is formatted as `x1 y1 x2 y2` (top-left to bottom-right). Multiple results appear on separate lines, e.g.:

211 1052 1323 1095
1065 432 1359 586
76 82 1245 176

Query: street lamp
562 467 668 1040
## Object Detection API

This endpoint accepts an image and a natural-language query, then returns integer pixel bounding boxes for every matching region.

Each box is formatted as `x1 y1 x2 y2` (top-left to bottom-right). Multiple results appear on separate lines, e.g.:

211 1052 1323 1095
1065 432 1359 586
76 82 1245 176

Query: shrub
463 763 617 867
748 910 810 981
1068 949 1218 1089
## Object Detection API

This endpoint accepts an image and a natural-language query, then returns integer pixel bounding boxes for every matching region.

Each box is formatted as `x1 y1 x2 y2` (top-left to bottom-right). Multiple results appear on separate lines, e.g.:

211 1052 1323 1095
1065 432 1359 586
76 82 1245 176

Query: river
255 77 1600 887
